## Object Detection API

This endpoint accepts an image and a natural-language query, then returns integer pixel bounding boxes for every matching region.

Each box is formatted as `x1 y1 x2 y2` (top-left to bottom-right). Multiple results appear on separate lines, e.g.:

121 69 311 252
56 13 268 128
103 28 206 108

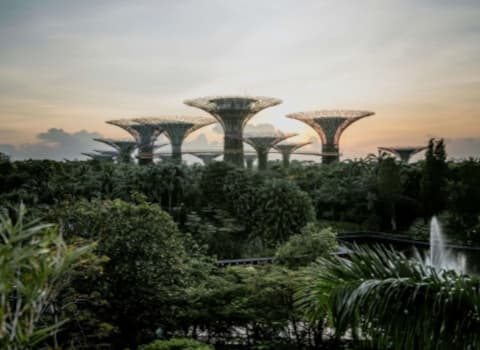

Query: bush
51 199 196 349
249 179 315 245
139 338 212 350
275 224 337 267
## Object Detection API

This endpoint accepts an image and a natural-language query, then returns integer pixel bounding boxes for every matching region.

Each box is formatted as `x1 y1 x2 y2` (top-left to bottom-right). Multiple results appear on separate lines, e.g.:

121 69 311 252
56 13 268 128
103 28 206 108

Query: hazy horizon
1 0 479 161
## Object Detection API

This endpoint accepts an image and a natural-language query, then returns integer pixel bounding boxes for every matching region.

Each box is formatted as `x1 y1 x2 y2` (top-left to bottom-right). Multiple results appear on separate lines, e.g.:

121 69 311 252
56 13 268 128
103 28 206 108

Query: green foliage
139 338 212 350
296 244 480 350
179 265 320 348
0 205 94 349
250 179 315 245
421 138 448 219
275 224 337 267
376 157 402 230
51 199 199 349
185 208 245 259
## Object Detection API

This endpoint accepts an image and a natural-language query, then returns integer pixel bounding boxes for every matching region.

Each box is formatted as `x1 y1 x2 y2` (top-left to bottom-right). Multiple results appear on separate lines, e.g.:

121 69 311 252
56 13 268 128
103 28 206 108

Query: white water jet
424 217 466 273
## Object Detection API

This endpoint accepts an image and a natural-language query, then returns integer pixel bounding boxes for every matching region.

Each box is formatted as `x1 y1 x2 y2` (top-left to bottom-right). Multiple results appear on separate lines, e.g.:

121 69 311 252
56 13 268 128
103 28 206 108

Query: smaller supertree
243 132 297 170
135 117 216 163
287 110 374 163
274 141 312 167
190 152 222 165
94 138 138 163
244 154 257 169
106 119 163 165
94 149 119 158
378 146 427 163
81 152 115 162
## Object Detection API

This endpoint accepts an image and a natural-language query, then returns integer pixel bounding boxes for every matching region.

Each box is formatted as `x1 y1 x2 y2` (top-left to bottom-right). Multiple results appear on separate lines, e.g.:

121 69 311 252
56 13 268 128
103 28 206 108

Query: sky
0 0 479 161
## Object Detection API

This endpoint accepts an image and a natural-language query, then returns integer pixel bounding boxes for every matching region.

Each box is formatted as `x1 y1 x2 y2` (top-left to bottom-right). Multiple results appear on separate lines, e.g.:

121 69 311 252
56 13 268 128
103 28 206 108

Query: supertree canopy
189 152 222 165
94 149 119 158
106 119 163 165
287 110 374 164
378 146 427 163
82 152 115 162
94 138 138 163
274 141 312 167
184 95 282 167
243 132 296 170
135 116 216 162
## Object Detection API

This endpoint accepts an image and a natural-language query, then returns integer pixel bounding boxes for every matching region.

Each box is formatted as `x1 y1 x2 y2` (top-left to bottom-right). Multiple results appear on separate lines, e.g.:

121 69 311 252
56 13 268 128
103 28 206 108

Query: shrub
275 224 337 267
249 179 315 245
139 338 212 350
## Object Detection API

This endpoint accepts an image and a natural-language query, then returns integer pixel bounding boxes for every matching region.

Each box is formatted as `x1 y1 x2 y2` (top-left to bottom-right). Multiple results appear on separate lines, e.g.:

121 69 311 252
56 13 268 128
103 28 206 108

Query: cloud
444 138 480 160
0 128 104 160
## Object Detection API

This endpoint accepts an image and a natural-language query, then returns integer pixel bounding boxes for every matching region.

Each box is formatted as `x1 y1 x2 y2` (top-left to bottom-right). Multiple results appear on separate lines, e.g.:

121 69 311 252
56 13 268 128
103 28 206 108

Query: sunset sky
0 0 479 160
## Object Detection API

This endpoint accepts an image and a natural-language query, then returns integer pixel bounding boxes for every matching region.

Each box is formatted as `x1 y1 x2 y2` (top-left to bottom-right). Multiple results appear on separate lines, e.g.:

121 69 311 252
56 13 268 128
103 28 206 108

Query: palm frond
296 244 480 350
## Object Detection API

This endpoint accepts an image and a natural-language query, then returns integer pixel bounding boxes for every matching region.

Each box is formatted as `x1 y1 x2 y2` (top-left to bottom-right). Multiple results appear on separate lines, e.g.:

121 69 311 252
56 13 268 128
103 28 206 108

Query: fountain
423 217 466 273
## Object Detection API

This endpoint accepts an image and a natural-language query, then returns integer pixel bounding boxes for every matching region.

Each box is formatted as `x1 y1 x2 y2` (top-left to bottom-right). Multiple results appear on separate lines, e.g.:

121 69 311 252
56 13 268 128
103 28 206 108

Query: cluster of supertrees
82 95 427 169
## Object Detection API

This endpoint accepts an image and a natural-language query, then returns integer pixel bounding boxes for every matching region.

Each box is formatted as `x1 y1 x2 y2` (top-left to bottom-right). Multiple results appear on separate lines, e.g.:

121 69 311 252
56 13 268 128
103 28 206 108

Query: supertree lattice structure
378 146 427 163
189 152 222 165
135 117 216 162
287 110 374 164
106 119 163 165
184 95 282 167
243 132 296 170
94 138 138 163
243 154 257 169
274 141 312 167
82 152 115 162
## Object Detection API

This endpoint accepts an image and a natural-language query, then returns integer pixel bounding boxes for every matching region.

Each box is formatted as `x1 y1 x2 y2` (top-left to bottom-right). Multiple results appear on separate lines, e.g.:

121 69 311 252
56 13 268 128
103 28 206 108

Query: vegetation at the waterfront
1 139 480 349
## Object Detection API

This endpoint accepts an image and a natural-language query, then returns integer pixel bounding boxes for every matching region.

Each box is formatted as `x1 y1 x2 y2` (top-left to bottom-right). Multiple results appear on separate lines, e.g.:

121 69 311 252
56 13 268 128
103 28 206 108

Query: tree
0 205 93 350
376 157 401 230
52 199 199 349
421 138 448 219
274 224 337 267
249 179 315 245
296 244 480 350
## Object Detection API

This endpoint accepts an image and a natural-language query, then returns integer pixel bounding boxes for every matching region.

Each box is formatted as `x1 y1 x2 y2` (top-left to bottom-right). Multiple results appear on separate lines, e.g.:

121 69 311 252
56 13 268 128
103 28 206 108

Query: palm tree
296 244 480 350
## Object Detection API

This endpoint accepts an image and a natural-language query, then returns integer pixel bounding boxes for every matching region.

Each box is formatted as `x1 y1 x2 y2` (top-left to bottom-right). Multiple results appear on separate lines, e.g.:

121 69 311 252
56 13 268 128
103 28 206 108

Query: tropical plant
296 244 480 350
0 204 94 350
274 224 337 267
249 179 315 245
51 198 204 349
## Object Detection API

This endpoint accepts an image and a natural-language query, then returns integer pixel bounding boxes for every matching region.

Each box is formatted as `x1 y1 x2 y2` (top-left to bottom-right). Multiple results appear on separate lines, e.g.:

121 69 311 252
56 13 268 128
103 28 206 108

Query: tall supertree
190 152 222 165
82 152 115 162
184 96 282 167
378 146 427 163
244 154 257 169
274 141 312 167
106 119 163 165
135 117 216 163
94 138 138 163
243 132 296 170
287 110 374 164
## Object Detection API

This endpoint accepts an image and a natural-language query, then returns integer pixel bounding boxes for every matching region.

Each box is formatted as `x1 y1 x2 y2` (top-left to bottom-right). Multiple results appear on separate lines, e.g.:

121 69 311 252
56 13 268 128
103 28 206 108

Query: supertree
190 152 222 165
81 152 115 162
243 132 296 170
184 95 282 167
94 138 138 163
106 119 163 165
135 116 216 163
244 154 257 169
274 141 312 167
287 110 374 163
378 146 427 163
